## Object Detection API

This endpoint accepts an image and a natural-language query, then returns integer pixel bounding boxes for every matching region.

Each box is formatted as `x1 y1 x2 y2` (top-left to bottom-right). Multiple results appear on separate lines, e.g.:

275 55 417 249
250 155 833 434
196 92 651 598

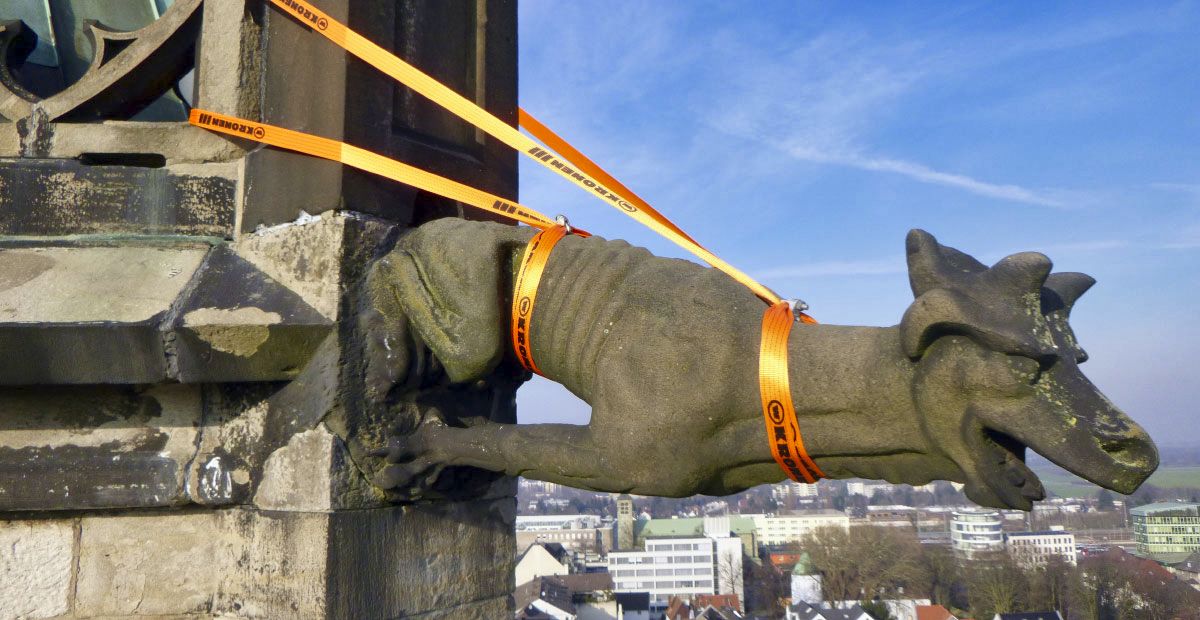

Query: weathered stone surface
170 245 332 383
0 122 17 155
68 501 514 619
0 520 74 619
195 0 264 121
42 123 243 165
0 158 237 237
0 246 207 323
325 498 517 618
0 385 201 510
76 513 241 617
234 214 348 321
254 427 338 511
0 245 206 384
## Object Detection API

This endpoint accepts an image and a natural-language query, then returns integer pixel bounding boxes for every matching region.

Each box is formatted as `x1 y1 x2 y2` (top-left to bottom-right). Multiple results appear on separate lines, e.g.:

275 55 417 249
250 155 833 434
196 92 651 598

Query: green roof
1130 501 1200 517
639 517 757 538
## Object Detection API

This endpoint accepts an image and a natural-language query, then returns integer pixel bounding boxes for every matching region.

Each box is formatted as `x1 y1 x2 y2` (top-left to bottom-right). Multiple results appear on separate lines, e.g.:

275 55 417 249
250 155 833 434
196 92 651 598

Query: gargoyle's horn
900 230 1053 360
985 252 1052 299
906 229 987 297
1044 272 1096 316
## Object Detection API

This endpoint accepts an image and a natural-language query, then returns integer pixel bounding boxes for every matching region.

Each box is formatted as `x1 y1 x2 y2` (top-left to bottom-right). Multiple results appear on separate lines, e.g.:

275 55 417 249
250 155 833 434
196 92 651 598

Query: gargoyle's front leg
378 421 633 493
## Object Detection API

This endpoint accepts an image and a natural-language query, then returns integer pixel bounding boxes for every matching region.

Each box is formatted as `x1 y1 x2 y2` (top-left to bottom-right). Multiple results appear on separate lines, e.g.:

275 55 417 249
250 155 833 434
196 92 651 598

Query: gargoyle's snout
1024 359 1158 494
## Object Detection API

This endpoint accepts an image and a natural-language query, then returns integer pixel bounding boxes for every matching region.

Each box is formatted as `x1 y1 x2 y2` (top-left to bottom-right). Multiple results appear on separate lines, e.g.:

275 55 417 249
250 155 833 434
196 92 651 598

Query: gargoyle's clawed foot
371 421 448 494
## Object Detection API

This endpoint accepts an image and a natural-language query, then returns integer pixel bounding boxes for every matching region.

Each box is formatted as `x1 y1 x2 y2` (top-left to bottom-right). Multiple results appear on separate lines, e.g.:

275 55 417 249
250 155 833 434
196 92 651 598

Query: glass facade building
1131 501 1200 556
951 508 1004 559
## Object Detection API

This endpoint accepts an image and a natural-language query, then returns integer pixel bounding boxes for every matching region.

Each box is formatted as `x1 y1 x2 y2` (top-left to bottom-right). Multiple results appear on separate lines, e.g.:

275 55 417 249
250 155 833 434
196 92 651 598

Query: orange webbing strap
760 301 824 483
517 108 698 246
264 0 795 310
511 225 572 375
188 109 558 230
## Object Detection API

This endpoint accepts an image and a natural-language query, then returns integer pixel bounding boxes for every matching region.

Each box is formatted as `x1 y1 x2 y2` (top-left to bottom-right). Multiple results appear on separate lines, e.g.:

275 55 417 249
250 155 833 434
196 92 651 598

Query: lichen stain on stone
0 252 54 292
182 307 282 356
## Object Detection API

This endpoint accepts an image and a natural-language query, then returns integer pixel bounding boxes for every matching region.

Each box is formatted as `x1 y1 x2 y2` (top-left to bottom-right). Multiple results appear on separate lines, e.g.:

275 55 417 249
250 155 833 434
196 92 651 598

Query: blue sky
513 2 1200 447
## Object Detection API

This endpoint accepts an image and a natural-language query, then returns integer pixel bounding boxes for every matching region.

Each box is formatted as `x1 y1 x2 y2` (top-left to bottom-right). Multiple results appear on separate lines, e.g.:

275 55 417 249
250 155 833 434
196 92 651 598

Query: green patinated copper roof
639 517 757 538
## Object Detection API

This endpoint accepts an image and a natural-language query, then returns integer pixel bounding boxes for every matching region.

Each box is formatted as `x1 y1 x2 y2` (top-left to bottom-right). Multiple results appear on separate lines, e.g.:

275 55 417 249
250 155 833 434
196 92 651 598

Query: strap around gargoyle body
511 225 572 375
760 301 824 483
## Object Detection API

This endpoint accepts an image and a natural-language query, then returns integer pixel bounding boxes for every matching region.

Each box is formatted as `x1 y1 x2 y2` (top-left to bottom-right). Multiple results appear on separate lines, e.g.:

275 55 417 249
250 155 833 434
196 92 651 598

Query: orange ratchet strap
760 302 824 482
188 109 558 230
263 0 792 310
511 225 573 375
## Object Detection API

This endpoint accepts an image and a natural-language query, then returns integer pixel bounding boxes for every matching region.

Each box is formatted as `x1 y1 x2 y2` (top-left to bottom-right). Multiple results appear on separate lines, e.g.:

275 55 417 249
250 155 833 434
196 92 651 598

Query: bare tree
798 525 924 604
966 551 1027 619
716 548 745 599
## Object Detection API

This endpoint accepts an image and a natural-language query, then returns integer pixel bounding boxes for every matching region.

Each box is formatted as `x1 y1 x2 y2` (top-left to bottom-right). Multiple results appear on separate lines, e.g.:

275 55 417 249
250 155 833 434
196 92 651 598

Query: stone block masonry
1 500 515 619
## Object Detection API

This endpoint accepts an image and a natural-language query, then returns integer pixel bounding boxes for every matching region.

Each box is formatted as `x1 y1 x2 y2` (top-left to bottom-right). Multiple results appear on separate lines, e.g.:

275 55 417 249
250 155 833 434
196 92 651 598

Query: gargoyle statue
359 218 1158 510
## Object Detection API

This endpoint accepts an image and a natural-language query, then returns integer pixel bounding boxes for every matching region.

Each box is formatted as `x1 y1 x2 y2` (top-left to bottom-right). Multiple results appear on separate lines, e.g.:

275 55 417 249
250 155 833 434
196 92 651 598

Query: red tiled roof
916 604 957 620
694 593 741 611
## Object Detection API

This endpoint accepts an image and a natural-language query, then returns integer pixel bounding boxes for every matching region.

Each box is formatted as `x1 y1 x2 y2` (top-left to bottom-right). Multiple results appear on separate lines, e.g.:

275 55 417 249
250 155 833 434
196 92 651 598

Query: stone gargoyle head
359 218 1158 509
900 230 1156 508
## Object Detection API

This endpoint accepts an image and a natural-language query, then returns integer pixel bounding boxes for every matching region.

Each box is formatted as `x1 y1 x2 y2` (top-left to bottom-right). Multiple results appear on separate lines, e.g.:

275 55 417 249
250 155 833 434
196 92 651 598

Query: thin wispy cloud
694 24 1075 208
781 145 1066 208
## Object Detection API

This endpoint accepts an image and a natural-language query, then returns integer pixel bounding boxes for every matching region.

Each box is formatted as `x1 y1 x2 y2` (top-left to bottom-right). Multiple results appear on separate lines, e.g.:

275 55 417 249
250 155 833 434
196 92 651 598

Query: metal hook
554 214 573 234
786 298 809 321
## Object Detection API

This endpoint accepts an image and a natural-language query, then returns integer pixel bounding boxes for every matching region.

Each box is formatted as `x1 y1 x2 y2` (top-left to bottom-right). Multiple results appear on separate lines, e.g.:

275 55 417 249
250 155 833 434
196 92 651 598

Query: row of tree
765 525 1200 620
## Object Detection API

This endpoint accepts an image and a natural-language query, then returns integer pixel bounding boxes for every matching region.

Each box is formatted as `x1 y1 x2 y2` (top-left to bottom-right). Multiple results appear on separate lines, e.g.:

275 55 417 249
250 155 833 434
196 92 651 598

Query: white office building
951 508 1004 559
1006 529 1077 566
748 511 851 547
847 480 897 497
608 516 743 612
516 514 603 531
772 480 820 500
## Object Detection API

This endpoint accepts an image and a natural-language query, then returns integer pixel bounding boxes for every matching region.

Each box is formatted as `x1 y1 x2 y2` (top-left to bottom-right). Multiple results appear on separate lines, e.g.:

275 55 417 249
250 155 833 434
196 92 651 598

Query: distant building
866 505 919 528
785 601 876 620
515 576 575 619
773 480 820 500
614 592 651 620
790 552 823 604
951 508 1004 559
517 515 604 531
615 495 635 551
1005 530 1077 566
607 516 744 613
517 543 571 587
749 510 850 546
847 480 896 497
517 527 613 557
638 515 758 558
915 604 958 620
1131 501 1200 558
1167 549 1200 589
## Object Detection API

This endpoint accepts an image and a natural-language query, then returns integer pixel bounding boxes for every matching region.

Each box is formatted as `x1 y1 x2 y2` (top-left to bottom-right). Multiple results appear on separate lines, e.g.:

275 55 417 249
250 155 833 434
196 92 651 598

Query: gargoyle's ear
370 220 510 383
900 230 1052 359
